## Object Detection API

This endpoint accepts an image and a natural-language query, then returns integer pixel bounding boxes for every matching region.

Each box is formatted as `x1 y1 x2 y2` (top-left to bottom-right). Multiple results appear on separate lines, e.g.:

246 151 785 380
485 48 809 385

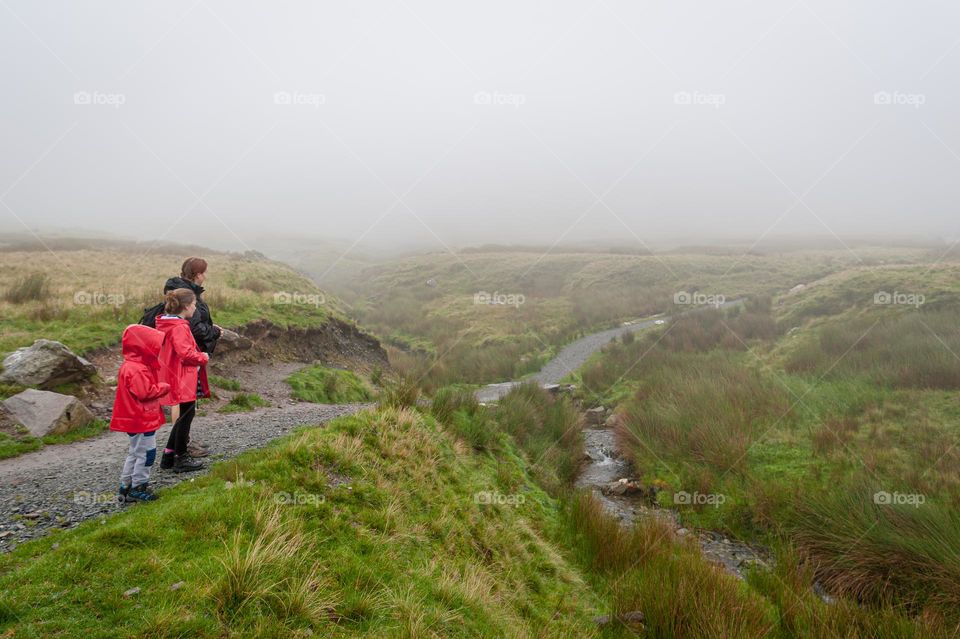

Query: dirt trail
0 362 368 552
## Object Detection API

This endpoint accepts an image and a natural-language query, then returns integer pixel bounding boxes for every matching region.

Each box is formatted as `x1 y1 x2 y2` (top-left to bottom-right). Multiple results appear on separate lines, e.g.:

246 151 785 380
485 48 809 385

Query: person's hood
155 315 189 334
163 276 203 296
121 324 165 368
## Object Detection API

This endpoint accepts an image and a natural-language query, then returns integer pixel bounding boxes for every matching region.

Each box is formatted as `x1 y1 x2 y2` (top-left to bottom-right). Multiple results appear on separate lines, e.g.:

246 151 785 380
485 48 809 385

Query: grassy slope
0 407 603 638
0 246 343 356
2 380 950 638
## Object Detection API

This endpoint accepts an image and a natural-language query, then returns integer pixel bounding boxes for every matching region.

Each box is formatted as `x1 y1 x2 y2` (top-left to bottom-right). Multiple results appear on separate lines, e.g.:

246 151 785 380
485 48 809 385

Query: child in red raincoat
156 288 210 473
110 324 170 502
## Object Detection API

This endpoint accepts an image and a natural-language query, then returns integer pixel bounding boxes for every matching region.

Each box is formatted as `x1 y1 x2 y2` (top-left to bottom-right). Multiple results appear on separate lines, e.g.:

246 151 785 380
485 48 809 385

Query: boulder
601 477 657 500
594 611 645 629
2 389 95 438
0 340 96 388
215 328 253 355
604 413 622 429
585 406 606 426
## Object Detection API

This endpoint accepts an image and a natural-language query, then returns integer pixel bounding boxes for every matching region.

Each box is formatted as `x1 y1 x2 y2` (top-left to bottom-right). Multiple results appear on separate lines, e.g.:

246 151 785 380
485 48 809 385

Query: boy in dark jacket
111 325 170 502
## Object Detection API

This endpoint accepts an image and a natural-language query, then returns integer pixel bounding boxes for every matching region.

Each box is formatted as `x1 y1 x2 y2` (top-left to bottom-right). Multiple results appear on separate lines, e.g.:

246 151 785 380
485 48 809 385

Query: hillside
0 240 349 357
329 247 928 387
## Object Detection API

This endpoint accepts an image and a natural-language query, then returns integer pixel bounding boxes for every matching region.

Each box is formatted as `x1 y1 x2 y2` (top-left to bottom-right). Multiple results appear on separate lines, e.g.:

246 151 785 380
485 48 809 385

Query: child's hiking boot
160 451 175 470
173 455 204 473
128 483 158 502
118 484 131 503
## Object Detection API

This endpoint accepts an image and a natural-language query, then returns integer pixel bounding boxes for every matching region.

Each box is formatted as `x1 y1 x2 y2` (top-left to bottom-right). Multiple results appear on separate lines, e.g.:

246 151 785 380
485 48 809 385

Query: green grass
576 283 960 631
218 393 270 413
0 419 108 460
0 388 953 637
286 365 374 404
0 383 26 401
0 431 42 459
208 375 242 391
0 407 606 637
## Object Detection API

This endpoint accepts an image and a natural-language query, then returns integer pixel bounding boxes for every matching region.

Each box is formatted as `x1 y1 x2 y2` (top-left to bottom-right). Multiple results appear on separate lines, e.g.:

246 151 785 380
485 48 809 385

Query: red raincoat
156 315 210 405
110 325 170 434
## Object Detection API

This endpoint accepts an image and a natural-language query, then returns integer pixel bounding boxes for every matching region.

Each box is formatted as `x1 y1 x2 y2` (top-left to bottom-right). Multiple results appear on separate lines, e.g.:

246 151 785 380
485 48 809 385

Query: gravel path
476 300 743 402
476 316 666 402
0 400 367 552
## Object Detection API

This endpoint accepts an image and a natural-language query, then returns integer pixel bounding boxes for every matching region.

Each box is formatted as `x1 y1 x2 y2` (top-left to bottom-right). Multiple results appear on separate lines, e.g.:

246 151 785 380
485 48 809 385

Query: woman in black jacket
163 257 221 354
163 257 221 459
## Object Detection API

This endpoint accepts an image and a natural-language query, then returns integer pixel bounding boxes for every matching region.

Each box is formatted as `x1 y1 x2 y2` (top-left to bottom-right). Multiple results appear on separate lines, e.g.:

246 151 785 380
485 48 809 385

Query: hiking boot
188 437 209 450
173 455 204 473
118 484 131 503
128 483 159 502
187 440 210 458
160 451 175 470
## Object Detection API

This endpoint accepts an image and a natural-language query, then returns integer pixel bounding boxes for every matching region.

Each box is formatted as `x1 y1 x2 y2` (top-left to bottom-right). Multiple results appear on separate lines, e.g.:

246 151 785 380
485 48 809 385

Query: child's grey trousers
121 431 157 487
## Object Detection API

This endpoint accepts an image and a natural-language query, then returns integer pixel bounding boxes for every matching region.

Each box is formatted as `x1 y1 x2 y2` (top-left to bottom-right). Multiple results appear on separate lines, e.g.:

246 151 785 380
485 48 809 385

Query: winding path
0 363 367 552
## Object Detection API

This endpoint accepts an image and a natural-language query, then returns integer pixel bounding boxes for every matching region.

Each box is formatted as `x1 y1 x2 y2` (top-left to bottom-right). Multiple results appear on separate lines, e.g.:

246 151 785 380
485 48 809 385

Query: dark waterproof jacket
163 276 221 354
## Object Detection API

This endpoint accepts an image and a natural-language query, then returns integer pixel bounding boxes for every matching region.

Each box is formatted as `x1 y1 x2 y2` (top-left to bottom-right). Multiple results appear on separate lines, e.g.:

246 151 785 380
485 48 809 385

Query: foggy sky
2 1 959 255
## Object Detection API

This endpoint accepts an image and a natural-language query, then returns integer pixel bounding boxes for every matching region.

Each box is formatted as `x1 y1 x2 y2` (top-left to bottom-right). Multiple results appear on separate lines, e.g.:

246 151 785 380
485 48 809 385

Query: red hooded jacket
110 325 171 434
156 315 210 405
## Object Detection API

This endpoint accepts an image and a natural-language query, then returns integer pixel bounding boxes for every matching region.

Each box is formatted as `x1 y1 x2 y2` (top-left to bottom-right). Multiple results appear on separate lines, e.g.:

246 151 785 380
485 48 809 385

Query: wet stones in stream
576 416 771 582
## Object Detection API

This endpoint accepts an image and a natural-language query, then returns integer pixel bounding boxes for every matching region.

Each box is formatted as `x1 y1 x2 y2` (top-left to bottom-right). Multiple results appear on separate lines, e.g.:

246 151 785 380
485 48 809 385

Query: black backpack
139 302 165 328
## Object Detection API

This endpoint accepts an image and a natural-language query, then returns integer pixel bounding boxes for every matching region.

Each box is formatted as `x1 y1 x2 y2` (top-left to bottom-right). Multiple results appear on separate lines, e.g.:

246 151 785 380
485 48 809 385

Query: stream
476 304 770 581
575 417 770 580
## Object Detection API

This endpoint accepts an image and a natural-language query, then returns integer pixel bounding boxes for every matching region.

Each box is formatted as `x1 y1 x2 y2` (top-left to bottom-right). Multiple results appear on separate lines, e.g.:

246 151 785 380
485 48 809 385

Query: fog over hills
3 1 960 256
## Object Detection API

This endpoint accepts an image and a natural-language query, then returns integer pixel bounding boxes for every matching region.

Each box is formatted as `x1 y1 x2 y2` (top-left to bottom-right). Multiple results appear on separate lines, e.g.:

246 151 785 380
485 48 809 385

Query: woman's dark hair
181 257 208 281
164 288 196 315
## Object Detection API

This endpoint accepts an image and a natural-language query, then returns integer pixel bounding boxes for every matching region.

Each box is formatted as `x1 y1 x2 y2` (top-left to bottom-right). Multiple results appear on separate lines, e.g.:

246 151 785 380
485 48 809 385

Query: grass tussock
218 393 270 413
430 387 497 451
286 365 374 404
208 375 242 391
621 355 792 473
786 483 960 619
494 383 583 493
2 272 51 304
567 492 776 639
